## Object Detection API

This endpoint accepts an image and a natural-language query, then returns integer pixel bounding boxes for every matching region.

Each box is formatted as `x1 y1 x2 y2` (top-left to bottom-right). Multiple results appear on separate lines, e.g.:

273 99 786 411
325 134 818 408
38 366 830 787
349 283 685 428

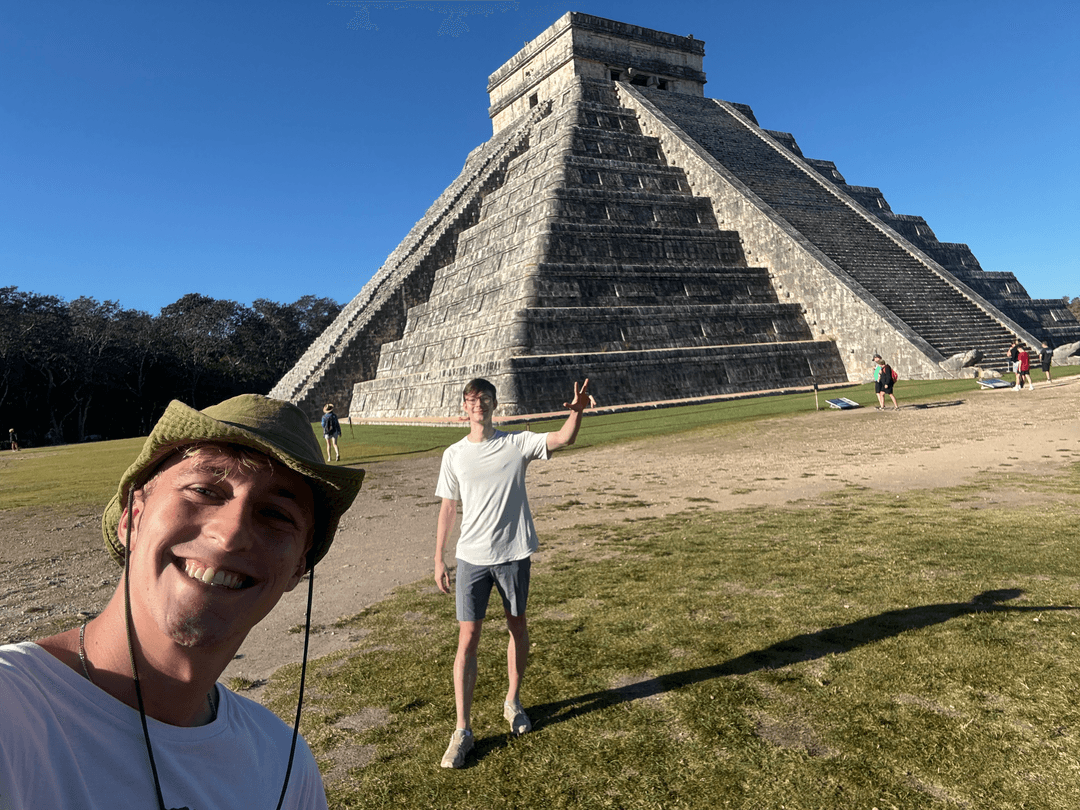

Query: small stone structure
272 12 1080 418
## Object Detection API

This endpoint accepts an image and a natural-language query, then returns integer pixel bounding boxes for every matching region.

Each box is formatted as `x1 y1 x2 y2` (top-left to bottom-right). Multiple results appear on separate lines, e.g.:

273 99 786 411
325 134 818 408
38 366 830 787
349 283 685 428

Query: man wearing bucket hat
0 394 364 810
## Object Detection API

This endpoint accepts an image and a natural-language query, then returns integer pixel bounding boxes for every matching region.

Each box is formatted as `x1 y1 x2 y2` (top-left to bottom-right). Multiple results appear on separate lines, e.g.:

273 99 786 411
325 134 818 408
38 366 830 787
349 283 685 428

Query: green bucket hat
101 394 364 569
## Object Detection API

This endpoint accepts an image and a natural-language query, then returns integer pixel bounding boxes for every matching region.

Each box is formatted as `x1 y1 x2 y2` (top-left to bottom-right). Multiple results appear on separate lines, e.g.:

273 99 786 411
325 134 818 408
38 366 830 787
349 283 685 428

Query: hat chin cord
122 488 314 810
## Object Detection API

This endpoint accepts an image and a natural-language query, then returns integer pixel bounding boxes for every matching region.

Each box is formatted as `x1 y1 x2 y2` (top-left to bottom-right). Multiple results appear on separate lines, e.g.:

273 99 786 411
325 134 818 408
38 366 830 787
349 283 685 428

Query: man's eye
264 508 297 526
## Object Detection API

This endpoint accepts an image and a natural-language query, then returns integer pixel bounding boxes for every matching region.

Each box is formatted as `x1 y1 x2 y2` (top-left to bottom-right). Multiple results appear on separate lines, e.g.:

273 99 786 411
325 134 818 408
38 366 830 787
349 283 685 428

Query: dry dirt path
2 380 1078 697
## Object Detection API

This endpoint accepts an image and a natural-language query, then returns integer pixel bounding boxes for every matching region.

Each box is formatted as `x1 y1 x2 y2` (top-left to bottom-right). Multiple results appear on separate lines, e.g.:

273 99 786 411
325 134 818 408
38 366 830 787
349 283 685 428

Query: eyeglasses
464 395 494 406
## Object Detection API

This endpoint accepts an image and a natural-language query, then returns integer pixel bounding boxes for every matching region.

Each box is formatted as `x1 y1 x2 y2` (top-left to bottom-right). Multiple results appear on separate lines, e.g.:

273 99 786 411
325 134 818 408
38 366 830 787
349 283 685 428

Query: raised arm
546 378 595 453
434 498 457 594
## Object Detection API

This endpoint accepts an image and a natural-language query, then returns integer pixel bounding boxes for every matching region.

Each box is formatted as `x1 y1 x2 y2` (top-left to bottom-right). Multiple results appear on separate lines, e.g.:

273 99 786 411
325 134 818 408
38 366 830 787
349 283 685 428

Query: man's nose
205 497 255 551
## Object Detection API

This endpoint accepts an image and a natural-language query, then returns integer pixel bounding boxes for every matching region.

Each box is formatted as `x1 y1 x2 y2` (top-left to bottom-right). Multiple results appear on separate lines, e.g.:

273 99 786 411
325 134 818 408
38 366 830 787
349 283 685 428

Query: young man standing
1006 340 1020 383
434 377 594 768
0 394 365 808
1015 345 1034 391
1039 340 1054 384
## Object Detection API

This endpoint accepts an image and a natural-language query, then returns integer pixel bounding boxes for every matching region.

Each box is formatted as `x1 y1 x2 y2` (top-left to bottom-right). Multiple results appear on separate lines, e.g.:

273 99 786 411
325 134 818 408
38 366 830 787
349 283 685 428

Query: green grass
331 424 463 465
3 371 1078 805
0 436 146 509
264 465 1080 810
3 369 1076 510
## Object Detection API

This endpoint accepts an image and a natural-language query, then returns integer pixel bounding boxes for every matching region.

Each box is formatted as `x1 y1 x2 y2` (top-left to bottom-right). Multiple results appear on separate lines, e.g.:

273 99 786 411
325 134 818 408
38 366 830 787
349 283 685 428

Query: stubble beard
164 607 223 648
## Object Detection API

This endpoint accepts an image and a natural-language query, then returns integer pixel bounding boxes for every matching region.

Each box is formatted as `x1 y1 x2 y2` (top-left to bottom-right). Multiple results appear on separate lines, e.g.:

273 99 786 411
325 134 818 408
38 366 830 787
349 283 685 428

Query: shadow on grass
527 589 1075 731
359 445 449 461
906 399 965 410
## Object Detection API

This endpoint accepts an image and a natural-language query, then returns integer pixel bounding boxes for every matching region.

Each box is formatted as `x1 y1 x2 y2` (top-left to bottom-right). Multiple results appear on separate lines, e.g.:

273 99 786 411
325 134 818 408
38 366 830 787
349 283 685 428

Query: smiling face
121 445 315 651
461 390 496 425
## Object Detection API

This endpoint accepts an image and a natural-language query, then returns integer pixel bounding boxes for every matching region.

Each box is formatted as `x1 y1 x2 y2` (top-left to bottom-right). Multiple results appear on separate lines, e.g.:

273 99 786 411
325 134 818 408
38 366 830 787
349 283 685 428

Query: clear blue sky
3 0 1077 315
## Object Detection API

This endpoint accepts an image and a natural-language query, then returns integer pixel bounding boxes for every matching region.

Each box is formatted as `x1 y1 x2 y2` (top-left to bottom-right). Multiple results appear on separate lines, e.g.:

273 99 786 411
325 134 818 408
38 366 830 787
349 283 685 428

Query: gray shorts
455 557 531 622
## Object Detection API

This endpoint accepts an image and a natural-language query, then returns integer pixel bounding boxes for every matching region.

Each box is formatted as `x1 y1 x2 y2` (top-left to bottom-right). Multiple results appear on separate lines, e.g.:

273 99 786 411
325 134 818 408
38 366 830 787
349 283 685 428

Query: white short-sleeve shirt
435 429 550 565
0 642 327 810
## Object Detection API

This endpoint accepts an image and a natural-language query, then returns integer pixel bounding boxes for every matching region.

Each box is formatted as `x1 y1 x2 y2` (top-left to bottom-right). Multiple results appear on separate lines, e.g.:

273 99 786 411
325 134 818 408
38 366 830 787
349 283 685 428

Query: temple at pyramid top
272 12 1079 419
487 13 706 133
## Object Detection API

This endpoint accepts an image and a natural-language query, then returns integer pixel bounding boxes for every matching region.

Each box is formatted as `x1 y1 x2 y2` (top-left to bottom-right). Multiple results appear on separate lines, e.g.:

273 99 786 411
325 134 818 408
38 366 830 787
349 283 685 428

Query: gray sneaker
503 701 532 736
440 729 473 768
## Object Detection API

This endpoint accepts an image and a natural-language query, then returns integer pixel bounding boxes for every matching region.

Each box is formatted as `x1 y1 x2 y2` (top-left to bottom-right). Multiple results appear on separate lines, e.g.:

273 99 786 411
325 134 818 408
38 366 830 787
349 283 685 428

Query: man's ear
117 489 145 547
284 536 314 592
284 554 309 593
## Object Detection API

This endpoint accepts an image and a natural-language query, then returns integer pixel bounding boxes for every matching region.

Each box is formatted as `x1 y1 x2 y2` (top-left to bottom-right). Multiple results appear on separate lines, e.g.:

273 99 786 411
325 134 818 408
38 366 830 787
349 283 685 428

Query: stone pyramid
272 13 1078 418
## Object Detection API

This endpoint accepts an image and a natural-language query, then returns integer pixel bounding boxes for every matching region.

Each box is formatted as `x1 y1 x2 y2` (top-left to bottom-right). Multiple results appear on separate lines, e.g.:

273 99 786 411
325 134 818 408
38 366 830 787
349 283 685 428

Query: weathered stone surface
940 349 982 375
1053 341 1080 366
272 12 1080 419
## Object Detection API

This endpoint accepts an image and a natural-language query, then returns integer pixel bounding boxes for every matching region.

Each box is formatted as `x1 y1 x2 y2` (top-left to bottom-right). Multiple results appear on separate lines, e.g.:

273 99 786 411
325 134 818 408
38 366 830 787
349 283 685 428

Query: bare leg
505 611 529 705
876 391 884 409
890 393 898 409
454 620 483 730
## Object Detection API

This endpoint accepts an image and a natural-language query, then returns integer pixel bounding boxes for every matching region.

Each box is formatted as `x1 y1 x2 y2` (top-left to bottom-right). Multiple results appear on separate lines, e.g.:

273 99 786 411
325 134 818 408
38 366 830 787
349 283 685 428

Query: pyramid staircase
634 88 1029 363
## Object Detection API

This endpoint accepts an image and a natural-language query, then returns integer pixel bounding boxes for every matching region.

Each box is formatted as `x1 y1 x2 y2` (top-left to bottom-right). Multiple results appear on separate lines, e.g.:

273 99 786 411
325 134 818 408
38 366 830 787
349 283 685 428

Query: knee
505 612 528 637
457 622 483 655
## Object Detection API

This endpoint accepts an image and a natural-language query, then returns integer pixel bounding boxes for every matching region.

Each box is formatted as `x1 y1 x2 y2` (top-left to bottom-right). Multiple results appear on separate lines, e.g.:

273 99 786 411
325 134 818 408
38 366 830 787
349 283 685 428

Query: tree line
1 287 341 446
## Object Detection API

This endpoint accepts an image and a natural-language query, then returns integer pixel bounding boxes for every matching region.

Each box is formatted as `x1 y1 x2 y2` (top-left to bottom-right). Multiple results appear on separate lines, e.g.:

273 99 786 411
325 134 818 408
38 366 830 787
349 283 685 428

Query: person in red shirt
1015 345 1034 391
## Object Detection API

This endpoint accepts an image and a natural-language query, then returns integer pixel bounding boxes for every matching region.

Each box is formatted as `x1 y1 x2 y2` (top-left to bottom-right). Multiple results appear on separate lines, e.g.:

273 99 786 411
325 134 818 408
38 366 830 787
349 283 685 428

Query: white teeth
183 560 243 589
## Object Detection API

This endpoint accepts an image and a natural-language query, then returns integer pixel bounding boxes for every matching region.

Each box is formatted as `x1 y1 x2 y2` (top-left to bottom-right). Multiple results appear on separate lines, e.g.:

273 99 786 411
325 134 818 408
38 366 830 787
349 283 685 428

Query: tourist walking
870 354 882 384
434 377 594 768
1015 346 1034 390
875 357 899 410
8 428 18 451
322 403 342 461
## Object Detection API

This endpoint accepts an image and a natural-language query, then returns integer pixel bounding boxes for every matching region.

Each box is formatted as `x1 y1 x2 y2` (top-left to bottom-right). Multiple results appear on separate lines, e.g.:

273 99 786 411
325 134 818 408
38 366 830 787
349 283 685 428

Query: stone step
638 88 1025 360
351 340 849 418
533 264 775 304
520 304 815 352
550 193 718 229
570 129 665 164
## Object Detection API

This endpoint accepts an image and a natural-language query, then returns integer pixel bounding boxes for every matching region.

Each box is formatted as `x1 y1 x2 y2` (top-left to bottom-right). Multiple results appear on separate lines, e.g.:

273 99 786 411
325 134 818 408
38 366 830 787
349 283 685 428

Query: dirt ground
2 379 1078 700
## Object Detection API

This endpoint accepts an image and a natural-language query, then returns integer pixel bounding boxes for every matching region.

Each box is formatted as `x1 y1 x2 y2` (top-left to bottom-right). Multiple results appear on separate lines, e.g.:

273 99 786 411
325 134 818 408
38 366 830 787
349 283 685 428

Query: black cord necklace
118 488 314 810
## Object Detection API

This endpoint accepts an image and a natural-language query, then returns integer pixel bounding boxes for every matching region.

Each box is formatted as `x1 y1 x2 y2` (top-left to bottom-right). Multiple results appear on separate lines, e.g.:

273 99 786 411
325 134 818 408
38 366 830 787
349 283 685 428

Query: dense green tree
0 288 73 443
158 293 245 406
0 288 341 445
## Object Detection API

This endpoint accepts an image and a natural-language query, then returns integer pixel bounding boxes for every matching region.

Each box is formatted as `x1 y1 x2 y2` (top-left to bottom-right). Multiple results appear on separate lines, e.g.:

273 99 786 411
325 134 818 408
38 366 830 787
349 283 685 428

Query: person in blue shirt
321 403 342 462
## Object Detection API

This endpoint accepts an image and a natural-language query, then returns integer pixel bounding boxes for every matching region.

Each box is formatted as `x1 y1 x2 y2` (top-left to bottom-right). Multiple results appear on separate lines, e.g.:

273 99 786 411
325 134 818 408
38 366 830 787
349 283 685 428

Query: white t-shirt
435 429 550 565
0 642 327 810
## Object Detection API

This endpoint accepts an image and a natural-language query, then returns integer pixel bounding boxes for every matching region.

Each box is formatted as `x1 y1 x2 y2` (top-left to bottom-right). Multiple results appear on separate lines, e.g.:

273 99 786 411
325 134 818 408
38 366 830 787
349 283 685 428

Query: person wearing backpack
321 403 342 462
875 357 899 411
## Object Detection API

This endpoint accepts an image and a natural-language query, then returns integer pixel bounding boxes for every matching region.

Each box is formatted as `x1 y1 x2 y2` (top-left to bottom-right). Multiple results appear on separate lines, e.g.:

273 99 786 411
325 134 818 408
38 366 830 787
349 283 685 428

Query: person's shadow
521 589 1074 731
